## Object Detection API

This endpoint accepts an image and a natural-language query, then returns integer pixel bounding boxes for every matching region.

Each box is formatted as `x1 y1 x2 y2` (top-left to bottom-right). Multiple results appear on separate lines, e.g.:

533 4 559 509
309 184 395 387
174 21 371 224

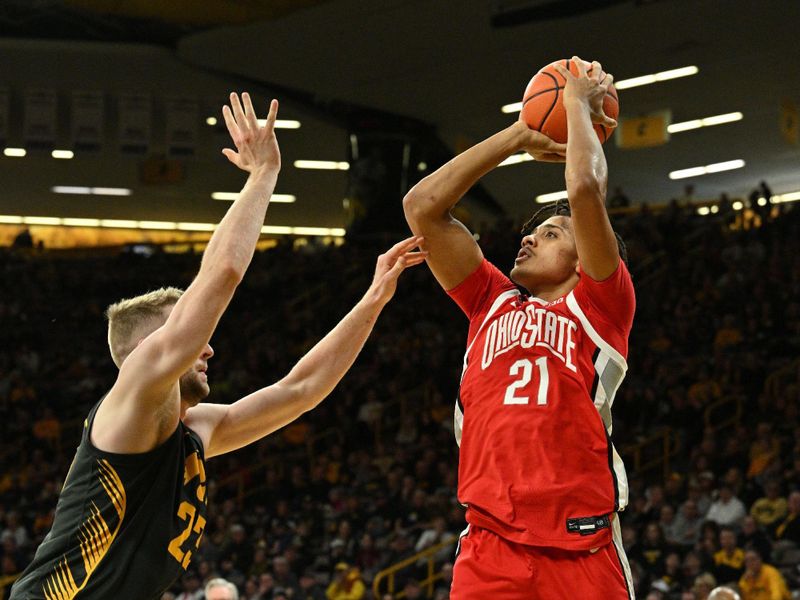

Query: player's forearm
281 289 386 409
563 98 607 203
201 166 278 280
404 122 527 222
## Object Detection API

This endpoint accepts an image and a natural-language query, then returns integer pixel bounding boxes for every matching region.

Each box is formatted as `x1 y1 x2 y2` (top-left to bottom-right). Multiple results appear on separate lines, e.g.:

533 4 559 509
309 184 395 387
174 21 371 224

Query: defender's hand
368 236 428 305
221 92 281 173
553 57 617 129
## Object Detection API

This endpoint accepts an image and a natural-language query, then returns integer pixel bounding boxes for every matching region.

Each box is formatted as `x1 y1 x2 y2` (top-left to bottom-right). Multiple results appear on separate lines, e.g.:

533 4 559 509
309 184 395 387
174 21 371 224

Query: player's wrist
509 120 533 151
563 96 590 111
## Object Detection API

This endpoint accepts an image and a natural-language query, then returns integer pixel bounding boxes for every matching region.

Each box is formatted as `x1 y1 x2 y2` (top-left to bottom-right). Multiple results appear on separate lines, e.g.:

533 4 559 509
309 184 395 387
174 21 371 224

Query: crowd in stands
0 193 798 600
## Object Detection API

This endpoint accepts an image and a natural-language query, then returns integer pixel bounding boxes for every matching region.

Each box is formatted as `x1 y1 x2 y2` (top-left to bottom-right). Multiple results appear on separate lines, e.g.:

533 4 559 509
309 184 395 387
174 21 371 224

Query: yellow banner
781 98 798 145
615 111 670 149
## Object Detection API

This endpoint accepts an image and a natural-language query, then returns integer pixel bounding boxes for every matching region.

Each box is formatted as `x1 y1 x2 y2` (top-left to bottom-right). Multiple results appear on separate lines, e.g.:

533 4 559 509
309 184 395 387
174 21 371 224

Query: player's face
510 215 578 293
179 343 214 406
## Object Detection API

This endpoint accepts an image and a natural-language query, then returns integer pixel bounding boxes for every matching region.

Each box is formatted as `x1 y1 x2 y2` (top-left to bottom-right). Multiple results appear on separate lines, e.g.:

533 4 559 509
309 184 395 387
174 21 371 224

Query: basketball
519 58 619 144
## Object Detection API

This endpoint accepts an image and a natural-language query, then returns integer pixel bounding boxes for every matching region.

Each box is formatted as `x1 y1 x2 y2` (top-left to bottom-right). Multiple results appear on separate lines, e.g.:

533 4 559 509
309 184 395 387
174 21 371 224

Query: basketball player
403 58 634 598
10 93 426 599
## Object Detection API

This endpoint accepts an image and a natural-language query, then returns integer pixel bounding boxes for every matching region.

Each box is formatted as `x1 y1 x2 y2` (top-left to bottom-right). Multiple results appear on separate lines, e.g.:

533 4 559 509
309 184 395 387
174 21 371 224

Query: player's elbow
403 187 444 227
214 260 247 289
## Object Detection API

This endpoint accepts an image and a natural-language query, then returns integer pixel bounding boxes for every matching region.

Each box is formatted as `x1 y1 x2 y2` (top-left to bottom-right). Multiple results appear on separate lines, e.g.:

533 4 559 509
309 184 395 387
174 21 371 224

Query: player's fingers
264 99 279 132
605 73 615 87
385 235 424 260
385 255 407 278
241 92 260 131
572 56 587 77
552 63 570 80
603 116 618 128
222 105 241 142
221 148 240 165
402 253 428 267
230 93 249 131
544 138 567 154
537 153 567 163
591 61 603 81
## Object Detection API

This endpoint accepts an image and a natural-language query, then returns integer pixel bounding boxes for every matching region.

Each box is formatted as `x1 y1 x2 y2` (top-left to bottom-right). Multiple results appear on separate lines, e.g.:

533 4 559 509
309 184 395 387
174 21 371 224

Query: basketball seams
522 85 564 106
538 71 561 130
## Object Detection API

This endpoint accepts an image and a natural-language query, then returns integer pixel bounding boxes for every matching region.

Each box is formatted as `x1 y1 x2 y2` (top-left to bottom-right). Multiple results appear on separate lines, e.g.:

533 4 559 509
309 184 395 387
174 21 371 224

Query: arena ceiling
1 0 799 230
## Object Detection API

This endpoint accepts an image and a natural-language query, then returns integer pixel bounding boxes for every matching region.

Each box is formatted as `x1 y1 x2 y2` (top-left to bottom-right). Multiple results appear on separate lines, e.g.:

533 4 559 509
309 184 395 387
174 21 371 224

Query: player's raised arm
552 57 620 281
95 93 281 453
184 237 427 458
403 124 565 291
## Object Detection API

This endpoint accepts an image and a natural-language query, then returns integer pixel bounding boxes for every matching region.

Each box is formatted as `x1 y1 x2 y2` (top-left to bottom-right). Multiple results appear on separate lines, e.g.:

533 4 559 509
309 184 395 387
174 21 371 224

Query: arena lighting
668 112 743 133
0 215 346 237
258 119 301 129
206 117 218 126
499 153 534 167
51 186 132 196
773 191 800 204
501 65 700 113
51 149 75 159
62 218 101 227
614 66 699 90
732 201 744 210
293 160 349 170
24 216 62 225
3 147 26 157
669 159 745 180
697 206 711 216
211 192 296 203
535 190 569 203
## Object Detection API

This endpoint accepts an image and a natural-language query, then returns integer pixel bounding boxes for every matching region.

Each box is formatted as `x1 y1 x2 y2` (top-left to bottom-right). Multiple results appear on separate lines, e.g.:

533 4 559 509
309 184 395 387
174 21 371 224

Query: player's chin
509 263 531 288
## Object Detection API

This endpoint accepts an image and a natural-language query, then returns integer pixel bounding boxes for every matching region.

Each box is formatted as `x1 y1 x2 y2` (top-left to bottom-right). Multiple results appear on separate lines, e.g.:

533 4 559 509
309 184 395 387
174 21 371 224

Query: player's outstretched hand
553 56 617 129
514 121 567 163
368 236 428 305
221 92 281 174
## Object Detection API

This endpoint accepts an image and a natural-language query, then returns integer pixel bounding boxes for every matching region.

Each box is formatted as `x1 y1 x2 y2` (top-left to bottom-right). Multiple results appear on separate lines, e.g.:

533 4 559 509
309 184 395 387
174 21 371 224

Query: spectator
672 500 705 548
273 555 300 596
772 490 800 544
738 517 772 562
298 569 326 600
738 550 790 600
706 485 747 528
326 562 365 600
712 528 745 585
708 588 741 600
205 577 239 600
750 480 788 529
692 572 717 600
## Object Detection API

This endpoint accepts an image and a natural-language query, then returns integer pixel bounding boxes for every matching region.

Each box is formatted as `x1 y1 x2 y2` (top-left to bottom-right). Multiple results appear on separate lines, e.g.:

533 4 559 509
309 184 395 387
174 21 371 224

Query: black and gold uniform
11 400 207 599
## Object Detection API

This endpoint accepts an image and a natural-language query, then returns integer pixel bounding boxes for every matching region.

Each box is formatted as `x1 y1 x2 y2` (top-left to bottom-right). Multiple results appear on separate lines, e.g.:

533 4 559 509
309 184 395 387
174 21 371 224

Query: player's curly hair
520 199 628 266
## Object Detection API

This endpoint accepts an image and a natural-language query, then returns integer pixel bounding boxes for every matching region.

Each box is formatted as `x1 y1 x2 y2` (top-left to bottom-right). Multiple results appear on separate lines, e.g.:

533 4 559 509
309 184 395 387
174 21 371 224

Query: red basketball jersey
448 258 635 550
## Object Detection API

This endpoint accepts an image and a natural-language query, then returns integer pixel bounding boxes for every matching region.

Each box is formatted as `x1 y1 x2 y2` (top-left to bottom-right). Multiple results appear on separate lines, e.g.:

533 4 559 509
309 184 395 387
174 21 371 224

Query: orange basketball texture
519 59 619 144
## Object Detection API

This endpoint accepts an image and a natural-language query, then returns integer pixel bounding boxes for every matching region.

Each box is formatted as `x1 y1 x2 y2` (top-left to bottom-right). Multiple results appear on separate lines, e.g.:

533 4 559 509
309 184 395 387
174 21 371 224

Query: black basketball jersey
11 399 208 599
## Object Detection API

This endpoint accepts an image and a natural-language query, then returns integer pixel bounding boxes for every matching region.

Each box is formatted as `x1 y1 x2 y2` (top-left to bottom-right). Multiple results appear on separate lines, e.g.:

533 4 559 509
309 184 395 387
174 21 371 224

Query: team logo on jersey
43 460 126 600
481 304 578 372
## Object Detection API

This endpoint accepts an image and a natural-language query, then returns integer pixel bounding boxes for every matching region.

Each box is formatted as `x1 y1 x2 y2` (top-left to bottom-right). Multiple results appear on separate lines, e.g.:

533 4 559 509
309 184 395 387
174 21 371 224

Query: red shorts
451 522 634 600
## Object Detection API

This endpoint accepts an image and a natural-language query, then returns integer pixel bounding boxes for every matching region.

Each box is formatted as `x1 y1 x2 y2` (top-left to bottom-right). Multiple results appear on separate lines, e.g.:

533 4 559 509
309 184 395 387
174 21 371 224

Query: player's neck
528 276 578 302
